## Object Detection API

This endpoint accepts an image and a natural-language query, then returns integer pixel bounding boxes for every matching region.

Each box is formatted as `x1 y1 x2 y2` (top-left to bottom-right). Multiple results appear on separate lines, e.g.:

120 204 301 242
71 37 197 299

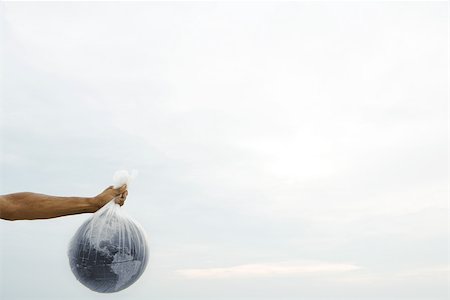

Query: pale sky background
0 2 448 300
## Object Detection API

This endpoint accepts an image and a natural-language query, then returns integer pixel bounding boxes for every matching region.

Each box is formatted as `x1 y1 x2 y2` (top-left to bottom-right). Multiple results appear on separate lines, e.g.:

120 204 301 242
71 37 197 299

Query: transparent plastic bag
68 171 148 293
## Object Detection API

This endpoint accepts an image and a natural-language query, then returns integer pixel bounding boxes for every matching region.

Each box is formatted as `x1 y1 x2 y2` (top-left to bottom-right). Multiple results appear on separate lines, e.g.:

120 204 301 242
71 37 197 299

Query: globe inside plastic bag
68 171 148 293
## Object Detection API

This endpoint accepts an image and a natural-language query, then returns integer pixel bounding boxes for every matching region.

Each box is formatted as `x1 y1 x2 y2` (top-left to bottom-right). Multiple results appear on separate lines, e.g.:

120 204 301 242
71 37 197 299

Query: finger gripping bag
68 170 149 293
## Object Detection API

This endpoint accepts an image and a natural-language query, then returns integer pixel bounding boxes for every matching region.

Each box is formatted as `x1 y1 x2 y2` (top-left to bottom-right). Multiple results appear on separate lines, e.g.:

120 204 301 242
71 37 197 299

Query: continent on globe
111 253 142 291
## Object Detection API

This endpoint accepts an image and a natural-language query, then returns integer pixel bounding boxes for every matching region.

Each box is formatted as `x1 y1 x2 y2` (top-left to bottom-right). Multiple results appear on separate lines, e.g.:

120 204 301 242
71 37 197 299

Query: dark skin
0 185 128 221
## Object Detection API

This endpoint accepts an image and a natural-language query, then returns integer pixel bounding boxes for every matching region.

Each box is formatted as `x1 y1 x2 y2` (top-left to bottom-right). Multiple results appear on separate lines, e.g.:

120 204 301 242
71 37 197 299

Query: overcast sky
0 2 448 300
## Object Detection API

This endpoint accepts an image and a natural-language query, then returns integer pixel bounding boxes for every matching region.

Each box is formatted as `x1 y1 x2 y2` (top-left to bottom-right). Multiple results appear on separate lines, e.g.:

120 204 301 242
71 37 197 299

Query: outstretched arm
0 185 128 221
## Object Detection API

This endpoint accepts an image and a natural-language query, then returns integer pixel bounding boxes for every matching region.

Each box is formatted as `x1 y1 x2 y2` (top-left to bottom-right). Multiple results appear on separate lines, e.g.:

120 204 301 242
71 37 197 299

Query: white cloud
176 261 361 279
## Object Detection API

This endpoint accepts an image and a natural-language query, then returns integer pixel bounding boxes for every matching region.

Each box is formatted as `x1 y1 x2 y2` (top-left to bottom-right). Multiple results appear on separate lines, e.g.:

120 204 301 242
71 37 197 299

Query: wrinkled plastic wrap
68 171 148 293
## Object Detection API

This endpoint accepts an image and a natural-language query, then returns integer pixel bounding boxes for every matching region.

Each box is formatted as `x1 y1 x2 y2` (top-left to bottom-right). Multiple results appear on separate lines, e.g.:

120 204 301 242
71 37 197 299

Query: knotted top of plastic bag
112 169 138 189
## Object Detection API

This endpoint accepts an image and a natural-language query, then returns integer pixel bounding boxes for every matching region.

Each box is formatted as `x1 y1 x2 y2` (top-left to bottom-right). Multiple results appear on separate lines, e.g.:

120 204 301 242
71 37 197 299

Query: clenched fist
93 185 128 210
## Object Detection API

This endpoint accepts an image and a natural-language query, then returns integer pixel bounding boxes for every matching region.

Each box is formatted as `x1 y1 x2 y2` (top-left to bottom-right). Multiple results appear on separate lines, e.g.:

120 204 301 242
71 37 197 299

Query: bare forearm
0 185 127 221
0 192 98 221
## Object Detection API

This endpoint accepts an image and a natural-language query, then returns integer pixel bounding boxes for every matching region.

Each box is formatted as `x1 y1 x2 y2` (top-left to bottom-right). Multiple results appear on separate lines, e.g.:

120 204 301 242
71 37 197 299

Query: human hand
92 185 128 210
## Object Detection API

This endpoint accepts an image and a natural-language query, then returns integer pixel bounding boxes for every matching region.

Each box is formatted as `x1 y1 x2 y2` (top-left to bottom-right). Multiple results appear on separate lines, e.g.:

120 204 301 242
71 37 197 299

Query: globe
68 205 149 293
